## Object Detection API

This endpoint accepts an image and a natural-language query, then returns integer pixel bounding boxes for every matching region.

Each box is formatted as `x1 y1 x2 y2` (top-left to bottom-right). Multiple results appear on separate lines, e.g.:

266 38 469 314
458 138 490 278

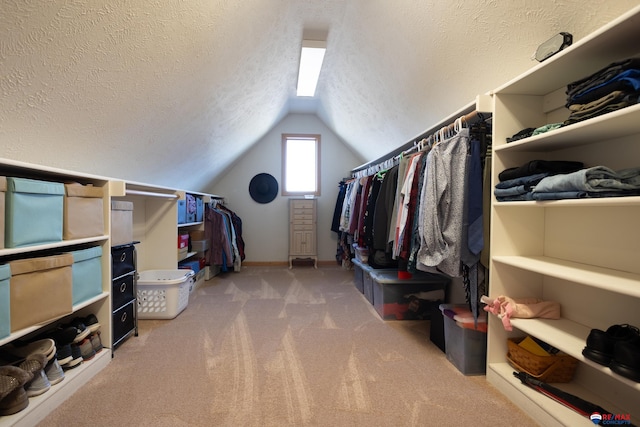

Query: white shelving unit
488 6 640 426
111 182 221 287
0 159 112 427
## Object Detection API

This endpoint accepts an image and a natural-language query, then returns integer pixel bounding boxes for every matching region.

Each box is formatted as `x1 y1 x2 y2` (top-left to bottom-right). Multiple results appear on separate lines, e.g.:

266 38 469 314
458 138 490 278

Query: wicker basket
506 337 578 383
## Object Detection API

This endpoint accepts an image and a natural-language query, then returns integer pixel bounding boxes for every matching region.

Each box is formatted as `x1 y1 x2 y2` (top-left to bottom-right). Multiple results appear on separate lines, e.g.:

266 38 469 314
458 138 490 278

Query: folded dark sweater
498 160 584 182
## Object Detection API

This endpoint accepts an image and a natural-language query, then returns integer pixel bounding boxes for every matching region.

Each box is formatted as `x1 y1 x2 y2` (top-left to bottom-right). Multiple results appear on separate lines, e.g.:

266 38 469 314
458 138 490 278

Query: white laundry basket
137 270 195 319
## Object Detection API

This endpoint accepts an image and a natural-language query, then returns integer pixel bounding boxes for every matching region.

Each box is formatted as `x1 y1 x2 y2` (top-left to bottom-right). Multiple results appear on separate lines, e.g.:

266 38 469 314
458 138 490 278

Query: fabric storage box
440 304 487 375
0 264 10 339
179 259 201 274
196 196 204 222
111 200 134 246
191 239 209 253
70 246 103 305
111 244 136 279
5 177 65 248
8 253 73 332
177 199 186 224
185 193 197 223
64 182 104 240
0 177 6 249
137 269 195 319
370 270 449 320
178 234 189 250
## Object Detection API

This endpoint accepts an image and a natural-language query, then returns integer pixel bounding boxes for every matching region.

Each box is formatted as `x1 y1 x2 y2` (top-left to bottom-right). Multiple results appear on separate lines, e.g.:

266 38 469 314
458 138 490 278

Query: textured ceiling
1 1 638 190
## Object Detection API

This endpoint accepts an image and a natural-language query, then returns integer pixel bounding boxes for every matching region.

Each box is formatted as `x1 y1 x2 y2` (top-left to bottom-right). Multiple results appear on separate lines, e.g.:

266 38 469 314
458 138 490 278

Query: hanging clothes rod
351 95 492 178
125 189 179 199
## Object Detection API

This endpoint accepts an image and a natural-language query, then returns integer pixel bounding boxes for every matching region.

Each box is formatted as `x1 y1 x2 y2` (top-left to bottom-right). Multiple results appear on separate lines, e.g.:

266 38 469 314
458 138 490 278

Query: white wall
210 113 364 263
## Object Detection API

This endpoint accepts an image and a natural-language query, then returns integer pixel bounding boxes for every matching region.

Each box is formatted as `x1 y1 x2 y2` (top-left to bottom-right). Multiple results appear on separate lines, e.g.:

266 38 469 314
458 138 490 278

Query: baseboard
242 260 340 267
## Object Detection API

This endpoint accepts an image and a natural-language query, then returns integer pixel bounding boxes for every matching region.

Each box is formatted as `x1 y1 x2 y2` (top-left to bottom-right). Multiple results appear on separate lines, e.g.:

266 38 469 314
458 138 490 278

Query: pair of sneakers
582 324 640 382
0 338 65 399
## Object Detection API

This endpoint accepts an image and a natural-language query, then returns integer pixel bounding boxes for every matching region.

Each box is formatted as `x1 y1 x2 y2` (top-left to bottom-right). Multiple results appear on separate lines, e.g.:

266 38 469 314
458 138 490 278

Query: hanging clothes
204 202 244 272
417 128 471 277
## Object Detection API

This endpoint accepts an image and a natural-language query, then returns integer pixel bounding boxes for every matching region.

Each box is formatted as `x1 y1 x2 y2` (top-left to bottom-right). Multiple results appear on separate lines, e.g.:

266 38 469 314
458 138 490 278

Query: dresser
111 243 138 349
288 199 317 268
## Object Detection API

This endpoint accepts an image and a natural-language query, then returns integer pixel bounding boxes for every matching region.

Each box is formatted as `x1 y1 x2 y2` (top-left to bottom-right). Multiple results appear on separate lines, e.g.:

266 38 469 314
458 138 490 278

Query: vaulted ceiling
1 1 637 191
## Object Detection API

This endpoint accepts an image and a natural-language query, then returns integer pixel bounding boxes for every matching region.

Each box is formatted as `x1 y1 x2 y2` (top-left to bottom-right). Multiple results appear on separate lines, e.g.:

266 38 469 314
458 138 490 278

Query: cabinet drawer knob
119 282 127 293
120 252 127 262
121 311 127 322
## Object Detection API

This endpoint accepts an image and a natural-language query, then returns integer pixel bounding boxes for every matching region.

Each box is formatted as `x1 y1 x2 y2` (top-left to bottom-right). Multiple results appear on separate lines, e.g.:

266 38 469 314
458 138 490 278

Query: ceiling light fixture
296 39 326 97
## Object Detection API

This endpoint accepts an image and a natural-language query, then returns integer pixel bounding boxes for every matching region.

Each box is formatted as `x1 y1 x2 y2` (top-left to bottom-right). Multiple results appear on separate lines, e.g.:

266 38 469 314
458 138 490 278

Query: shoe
18 353 50 397
90 332 103 354
48 326 79 346
44 358 65 386
0 365 33 416
67 319 91 343
83 314 101 333
78 338 96 361
582 324 640 366
56 343 73 366
62 344 83 370
610 336 640 382
1 339 55 363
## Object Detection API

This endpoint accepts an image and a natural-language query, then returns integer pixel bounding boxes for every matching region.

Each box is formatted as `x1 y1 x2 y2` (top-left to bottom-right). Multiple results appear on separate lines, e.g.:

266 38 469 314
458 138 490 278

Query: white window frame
281 133 321 196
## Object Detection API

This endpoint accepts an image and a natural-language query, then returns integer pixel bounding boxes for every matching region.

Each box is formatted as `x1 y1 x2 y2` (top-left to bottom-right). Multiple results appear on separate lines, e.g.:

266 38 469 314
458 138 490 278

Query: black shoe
610 336 640 382
582 324 640 366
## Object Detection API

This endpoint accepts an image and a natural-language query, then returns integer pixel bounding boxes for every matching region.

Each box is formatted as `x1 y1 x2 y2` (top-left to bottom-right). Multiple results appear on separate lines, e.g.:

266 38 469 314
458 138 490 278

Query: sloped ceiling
1 1 637 191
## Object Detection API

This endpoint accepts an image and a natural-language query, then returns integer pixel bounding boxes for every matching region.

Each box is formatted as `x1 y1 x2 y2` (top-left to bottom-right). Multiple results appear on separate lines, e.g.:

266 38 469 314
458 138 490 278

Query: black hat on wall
249 173 278 204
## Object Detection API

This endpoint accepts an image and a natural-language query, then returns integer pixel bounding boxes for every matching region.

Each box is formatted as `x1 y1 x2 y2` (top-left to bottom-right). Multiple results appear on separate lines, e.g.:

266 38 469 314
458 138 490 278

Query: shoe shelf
505 318 640 392
0 349 111 427
487 362 627 427
492 256 640 299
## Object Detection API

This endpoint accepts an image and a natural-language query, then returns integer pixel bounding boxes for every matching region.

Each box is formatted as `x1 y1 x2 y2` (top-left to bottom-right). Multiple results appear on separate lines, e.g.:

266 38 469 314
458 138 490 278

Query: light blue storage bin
71 246 103 305
196 197 204 222
0 264 10 339
177 199 186 224
5 177 65 248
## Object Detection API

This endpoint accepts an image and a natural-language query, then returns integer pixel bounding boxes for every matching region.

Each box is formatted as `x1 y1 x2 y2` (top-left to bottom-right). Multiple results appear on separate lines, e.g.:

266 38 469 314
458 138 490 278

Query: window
282 134 321 196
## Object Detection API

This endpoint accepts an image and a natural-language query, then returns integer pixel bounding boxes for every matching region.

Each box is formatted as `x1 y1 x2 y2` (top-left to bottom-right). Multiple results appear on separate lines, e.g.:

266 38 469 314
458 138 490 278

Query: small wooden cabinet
289 199 317 268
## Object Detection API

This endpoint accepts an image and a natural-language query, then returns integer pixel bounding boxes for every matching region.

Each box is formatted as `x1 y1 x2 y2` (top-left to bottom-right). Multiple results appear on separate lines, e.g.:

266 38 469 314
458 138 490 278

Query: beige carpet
39 266 537 427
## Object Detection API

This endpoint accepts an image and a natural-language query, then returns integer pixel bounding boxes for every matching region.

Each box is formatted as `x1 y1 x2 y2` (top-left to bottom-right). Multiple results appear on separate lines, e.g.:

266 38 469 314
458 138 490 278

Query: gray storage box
111 200 134 246
440 304 487 375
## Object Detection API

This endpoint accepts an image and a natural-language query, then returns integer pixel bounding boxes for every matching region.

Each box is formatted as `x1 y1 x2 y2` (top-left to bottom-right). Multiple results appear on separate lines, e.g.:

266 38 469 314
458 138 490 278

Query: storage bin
506 337 578 383
137 269 195 319
370 270 449 320
0 264 10 339
352 257 368 293
0 177 6 249
440 304 487 375
177 199 186 224
64 182 104 240
8 254 73 332
196 197 204 222
111 200 134 246
178 259 201 274
5 177 65 248
191 239 209 253
111 244 136 279
178 234 189 249
186 193 197 223
70 246 103 305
